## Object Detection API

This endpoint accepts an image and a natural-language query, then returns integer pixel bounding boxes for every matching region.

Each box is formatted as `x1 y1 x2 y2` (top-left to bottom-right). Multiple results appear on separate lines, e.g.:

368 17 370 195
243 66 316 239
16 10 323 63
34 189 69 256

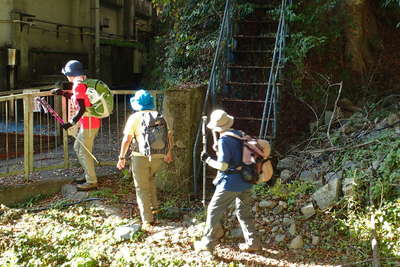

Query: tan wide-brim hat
207 109 234 132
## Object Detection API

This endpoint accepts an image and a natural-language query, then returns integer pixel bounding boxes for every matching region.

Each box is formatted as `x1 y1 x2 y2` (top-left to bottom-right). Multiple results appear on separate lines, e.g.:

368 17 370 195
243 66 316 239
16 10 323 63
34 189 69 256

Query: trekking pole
35 97 99 165
201 115 208 207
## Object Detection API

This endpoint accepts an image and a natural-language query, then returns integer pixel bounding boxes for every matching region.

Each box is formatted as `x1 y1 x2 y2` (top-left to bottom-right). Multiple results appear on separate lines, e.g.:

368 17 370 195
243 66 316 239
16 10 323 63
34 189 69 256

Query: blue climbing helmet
61 60 85 76
130 89 155 111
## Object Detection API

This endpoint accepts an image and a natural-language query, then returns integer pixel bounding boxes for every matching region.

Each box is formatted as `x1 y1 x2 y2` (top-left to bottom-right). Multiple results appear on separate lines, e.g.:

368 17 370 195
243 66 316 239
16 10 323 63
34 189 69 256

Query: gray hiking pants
202 187 259 250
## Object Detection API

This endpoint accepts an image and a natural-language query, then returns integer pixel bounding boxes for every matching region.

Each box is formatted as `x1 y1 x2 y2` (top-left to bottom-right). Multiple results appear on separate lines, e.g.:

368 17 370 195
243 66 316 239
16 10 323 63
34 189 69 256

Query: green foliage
147 0 261 88
286 0 341 62
11 194 49 209
130 229 146 243
340 201 400 259
193 209 207 222
382 0 400 28
338 130 400 206
382 0 400 8
253 179 315 206
148 0 224 88
330 110 400 260
119 168 132 186
285 0 345 105
89 188 119 202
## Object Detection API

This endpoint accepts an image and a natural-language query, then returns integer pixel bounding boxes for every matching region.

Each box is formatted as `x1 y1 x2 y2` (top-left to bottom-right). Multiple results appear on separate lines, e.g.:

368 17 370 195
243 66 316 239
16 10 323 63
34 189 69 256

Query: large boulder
288 235 304 249
114 224 141 241
299 170 318 182
229 227 243 239
301 203 315 219
259 200 277 209
324 171 343 184
277 157 298 171
312 177 342 210
342 178 356 196
280 169 293 182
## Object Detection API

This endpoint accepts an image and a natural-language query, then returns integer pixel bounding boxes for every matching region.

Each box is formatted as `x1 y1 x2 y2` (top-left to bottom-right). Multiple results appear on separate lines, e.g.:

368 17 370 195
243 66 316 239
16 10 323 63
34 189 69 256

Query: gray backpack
133 111 169 156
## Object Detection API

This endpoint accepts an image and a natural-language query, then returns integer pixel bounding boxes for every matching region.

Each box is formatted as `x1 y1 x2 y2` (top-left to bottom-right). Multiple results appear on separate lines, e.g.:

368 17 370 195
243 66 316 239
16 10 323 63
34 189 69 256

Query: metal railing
259 0 291 140
0 89 164 181
192 0 233 194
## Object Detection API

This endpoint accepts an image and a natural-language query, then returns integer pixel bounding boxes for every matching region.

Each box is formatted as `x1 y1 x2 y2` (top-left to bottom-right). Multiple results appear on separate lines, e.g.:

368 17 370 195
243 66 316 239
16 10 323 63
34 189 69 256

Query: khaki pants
74 127 99 184
131 156 164 224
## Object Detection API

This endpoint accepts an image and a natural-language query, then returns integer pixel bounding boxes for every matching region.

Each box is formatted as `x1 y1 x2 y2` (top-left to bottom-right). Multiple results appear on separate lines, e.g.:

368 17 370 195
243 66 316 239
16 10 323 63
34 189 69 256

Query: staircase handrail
259 0 291 140
192 0 232 194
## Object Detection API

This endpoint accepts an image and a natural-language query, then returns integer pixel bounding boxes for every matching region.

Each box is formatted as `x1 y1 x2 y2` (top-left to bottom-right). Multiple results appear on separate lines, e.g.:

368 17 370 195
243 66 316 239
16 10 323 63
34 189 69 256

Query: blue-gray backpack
133 111 169 156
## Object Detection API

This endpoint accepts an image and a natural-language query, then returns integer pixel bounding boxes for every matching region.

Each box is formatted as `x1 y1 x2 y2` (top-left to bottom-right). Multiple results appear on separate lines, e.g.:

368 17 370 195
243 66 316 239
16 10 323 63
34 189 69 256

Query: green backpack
81 79 114 118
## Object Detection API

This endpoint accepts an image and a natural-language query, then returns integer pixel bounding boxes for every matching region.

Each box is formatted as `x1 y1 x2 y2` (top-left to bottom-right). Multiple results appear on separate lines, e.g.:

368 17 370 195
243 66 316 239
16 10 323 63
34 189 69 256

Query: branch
300 139 377 154
327 82 343 146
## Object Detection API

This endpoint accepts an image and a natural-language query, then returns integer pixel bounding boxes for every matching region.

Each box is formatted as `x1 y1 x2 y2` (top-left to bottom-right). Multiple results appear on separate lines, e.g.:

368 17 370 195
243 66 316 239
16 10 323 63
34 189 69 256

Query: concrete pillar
155 86 205 193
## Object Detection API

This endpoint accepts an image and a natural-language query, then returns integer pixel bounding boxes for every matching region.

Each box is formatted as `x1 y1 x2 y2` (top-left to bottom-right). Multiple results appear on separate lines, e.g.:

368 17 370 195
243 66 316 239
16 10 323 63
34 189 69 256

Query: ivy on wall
144 0 256 89
143 0 225 89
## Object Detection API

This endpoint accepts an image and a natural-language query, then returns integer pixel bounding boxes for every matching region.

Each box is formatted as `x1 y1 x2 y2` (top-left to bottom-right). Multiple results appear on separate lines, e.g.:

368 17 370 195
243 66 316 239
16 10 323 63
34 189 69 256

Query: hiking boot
194 239 214 254
74 177 86 184
141 221 155 232
151 207 161 215
77 183 98 191
238 242 261 252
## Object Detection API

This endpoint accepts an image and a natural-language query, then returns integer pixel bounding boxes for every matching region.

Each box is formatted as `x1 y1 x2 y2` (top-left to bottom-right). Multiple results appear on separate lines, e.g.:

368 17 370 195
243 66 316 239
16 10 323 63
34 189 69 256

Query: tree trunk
342 0 379 76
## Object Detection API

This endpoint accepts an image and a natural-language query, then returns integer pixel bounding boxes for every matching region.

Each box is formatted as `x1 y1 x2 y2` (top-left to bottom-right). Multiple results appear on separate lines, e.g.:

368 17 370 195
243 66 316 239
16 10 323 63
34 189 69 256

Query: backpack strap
220 130 247 140
221 131 264 158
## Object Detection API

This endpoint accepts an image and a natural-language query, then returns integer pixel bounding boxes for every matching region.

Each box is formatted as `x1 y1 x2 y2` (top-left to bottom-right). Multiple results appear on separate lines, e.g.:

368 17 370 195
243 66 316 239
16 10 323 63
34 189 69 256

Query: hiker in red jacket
52 60 100 191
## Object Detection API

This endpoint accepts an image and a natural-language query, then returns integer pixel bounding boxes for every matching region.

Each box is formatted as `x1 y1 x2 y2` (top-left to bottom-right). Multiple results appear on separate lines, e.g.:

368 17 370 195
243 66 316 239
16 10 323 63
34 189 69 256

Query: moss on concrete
155 86 205 193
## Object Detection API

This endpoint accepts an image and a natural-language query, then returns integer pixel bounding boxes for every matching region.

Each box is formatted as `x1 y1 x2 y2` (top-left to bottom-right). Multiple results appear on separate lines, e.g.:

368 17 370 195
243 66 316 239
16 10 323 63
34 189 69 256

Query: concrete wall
101 7 122 36
0 0 153 90
0 177 73 206
10 0 92 84
156 86 205 193
0 0 13 46
0 0 13 90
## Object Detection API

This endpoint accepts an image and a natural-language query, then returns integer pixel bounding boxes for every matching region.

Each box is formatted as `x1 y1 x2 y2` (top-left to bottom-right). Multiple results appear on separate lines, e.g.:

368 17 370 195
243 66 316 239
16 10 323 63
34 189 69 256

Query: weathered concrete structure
156 86 205 193
0 0 153 90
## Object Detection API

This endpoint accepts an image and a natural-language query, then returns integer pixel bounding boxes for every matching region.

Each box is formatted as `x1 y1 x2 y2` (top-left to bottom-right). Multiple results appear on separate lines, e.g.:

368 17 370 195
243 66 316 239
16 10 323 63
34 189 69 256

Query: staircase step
236 117 275 121
233 49 272 54
245 0 281 4
234 34 276 39
221 98 265 103
226 81 280 86
228 64 271 69
234 18 274 24
261 135 275 140
253 4 278 9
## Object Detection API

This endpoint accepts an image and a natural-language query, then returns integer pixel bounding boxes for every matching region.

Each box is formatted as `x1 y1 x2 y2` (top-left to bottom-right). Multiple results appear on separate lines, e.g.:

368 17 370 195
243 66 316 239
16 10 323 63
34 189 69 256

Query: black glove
61 122 73 130
52 81 72 95
200 151 209 162
55 81 72 90
51 88 64 95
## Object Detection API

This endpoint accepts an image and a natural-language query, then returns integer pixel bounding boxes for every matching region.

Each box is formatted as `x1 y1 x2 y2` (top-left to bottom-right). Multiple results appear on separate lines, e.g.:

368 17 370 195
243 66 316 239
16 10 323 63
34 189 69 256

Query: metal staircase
192 0 291 194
